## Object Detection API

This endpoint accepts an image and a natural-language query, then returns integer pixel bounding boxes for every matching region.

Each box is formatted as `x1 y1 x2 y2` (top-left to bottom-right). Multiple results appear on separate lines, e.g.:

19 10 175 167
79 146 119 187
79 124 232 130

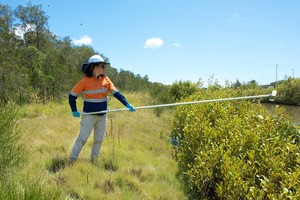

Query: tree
232 79 242 88
0 4 26 102
14 2 49 50
242 80 259 89
0 2 155 103
170 80 199 101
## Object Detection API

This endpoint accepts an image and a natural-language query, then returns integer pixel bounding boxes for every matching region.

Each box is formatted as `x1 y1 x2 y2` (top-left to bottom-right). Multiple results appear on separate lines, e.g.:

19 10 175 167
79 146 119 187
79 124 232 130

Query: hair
85 63 96 77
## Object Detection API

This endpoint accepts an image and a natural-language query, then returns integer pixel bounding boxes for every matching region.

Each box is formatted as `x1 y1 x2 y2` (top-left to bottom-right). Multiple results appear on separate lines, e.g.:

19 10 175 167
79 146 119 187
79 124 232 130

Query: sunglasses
95 62 106 68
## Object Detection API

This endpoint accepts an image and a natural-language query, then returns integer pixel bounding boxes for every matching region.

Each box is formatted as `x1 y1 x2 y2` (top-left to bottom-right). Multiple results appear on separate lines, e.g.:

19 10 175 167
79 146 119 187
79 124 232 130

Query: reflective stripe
84 97 108 103
111 89 118 95
83 88 108 95
70 91 78 96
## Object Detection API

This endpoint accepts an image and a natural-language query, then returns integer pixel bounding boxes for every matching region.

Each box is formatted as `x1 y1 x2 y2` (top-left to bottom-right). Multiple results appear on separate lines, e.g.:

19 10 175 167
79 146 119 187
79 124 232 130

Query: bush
275 78 300 105
169 80 200 101
171 88 300 199
0 103 26 178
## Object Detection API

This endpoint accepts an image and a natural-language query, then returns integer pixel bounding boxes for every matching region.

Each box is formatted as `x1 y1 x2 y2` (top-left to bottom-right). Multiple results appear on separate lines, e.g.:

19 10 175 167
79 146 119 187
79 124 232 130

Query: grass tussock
46 156 69 173
13 92 186 199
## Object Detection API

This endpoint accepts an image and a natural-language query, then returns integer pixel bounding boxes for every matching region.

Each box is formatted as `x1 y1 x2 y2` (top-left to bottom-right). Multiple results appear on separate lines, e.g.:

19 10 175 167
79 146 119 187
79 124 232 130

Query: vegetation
171 88 300 199
275 78 300 105
169 80 200 101
0 104 25 177
0 103 62 199
1 2 300 200
0 93 186 199
0 3 153 104
1 2 300 106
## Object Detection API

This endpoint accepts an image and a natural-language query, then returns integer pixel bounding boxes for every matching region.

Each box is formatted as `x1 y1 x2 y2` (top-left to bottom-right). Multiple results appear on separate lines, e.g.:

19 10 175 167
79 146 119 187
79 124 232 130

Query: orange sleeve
71 77 86 96
106 77 117 93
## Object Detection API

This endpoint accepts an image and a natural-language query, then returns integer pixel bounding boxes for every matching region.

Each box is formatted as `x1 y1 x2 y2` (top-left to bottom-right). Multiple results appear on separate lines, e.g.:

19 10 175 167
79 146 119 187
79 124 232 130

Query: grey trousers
70 114 107 160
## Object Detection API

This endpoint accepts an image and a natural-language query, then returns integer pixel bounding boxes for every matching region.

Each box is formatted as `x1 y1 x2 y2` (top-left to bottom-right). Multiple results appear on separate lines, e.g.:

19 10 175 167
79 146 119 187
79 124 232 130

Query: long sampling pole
81 90 277 116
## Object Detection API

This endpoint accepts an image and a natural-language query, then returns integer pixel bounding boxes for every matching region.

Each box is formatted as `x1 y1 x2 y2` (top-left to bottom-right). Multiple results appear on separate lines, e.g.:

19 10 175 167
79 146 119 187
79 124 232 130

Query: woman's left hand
126 103 136 112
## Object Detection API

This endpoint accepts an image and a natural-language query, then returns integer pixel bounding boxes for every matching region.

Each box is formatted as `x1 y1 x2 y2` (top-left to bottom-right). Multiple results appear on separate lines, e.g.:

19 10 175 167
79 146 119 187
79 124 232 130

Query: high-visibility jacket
69 75 128 115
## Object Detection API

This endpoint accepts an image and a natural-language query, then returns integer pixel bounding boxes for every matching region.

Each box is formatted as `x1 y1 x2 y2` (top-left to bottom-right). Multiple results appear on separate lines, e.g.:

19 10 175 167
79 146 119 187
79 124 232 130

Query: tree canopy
0 3 152 104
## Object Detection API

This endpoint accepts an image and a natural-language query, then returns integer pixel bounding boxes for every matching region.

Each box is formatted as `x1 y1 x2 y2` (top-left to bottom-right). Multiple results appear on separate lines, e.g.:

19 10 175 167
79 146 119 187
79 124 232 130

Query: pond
262 103 300 126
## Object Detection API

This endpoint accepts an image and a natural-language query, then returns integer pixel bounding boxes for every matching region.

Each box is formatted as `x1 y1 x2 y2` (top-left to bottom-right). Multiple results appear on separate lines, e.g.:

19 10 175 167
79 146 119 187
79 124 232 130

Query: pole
81 90 277 116
276 64 278 84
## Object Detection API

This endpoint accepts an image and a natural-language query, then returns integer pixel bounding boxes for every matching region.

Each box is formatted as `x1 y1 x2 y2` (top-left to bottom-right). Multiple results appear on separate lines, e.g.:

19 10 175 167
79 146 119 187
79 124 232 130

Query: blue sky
4 0 300 86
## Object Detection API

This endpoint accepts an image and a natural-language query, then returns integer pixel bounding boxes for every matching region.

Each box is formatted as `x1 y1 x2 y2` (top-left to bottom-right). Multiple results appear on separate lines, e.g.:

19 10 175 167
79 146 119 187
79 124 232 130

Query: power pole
276 64 278 84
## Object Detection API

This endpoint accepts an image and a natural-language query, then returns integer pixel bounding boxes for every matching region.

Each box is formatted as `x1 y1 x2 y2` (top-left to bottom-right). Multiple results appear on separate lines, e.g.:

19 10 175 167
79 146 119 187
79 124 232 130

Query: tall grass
14 92 186 199
0 177 63 200
0 103 64 199
0 103 25 178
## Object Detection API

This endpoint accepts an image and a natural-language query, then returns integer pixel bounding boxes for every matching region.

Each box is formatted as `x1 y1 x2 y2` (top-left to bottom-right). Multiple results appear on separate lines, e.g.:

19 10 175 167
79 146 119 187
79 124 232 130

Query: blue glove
126 103 135 112
72 111 80 118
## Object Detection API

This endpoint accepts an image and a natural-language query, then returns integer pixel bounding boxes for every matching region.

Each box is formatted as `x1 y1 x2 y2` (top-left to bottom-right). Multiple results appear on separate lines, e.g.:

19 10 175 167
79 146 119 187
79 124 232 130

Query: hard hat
82 54 110 75
88 55 109 64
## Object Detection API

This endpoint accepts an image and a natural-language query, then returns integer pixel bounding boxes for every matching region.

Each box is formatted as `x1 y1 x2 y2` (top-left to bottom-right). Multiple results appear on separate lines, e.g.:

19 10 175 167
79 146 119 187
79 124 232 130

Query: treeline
274 78 300 105
231 78 300 106
1 3 299 107
0 3 157 104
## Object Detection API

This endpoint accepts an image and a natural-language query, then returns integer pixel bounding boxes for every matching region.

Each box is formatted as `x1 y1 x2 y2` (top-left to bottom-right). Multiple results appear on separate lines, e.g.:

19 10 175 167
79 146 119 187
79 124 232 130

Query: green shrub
171 88 300 199
169 80 200 101
276 78 300 105
0 103 26 178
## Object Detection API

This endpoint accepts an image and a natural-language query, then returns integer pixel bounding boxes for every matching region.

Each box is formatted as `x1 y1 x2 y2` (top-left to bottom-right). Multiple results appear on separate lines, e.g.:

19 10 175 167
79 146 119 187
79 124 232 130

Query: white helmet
82 55 110 74
88 55 108 64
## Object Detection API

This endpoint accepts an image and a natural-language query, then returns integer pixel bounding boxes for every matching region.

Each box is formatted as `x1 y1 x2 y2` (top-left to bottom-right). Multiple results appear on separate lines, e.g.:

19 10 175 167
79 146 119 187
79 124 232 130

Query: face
93 62 106 77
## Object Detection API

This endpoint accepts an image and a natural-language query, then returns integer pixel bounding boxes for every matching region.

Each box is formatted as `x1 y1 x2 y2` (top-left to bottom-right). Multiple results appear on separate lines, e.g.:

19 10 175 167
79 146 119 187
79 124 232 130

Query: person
68 54 135 162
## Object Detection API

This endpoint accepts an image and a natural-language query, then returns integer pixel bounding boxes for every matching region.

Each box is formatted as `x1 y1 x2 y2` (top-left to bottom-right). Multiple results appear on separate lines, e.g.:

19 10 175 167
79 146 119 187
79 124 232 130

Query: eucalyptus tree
0 4 26 103
14 3 60 102
14 2 49 51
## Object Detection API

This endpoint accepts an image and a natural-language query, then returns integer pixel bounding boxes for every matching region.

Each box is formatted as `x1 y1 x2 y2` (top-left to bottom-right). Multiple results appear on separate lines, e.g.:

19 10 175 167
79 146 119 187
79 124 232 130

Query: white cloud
73 35 92 45
14 24 36 39
172 43 181 47
144 37 164 49
14 26 24 38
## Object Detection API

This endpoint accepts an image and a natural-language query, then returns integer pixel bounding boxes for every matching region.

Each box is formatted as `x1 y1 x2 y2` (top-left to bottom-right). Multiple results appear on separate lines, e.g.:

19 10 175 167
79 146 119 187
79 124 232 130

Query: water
262 103 300 125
